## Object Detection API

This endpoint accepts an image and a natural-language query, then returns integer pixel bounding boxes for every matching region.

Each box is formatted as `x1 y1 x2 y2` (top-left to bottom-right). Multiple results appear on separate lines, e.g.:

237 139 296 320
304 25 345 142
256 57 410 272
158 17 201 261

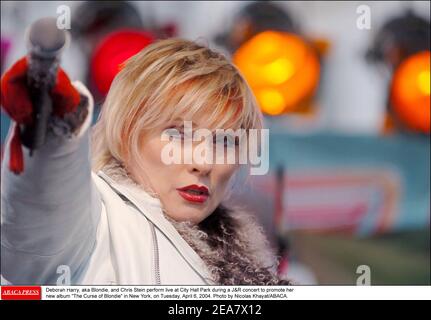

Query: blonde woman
1 38 289 285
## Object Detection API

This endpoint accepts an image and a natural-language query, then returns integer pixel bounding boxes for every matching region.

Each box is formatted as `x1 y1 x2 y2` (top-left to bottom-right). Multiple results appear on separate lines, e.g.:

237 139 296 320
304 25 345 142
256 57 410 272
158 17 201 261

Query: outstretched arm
1 81 101 285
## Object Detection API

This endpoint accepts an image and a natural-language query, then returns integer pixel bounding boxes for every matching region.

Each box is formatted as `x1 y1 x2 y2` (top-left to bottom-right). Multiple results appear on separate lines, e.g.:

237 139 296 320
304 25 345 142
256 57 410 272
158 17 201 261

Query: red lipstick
176 184 210 203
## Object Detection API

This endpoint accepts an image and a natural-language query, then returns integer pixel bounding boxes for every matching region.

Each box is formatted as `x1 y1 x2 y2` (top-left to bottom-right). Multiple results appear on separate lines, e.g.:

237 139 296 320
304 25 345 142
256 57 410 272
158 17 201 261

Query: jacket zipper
98 171 211 284
102 179 162 285
149 223 161 285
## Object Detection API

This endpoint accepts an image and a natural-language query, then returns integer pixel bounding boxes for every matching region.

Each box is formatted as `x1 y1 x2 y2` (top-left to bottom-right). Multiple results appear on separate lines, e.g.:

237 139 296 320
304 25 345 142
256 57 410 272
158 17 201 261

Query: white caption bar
40 286 431 300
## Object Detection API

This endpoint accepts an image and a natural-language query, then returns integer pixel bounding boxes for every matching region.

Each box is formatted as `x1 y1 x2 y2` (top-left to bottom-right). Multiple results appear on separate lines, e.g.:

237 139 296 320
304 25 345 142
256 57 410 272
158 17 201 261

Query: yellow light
417 70 430 96
233 30 320 115
390 50 430 133
257 88 286 115
262 58 295 85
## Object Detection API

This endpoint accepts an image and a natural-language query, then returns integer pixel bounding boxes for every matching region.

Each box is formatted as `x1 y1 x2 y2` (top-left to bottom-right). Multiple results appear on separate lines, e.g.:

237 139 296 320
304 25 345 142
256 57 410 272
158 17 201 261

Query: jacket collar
96 165 215 284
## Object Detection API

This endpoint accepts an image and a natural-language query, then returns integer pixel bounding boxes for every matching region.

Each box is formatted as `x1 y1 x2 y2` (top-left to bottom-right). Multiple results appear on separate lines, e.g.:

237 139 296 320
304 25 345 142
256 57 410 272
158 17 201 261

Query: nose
188 161 213 176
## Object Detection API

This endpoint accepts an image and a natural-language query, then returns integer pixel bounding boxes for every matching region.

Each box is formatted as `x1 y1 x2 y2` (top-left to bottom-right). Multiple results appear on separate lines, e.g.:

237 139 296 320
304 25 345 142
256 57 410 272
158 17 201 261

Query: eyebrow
171 118 240 135
171 118 197 127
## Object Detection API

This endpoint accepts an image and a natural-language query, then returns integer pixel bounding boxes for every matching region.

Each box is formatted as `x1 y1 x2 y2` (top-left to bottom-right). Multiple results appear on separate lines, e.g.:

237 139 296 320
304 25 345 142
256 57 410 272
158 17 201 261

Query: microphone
21 17 69 153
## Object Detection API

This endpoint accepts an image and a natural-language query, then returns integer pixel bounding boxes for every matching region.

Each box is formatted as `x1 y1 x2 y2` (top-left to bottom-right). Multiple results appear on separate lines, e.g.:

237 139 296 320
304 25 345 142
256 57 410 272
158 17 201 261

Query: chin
169 206 208 224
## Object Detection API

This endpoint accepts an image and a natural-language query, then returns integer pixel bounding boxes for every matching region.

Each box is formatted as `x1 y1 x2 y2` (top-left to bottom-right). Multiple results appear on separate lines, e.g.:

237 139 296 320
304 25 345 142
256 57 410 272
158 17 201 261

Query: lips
176 184 210 203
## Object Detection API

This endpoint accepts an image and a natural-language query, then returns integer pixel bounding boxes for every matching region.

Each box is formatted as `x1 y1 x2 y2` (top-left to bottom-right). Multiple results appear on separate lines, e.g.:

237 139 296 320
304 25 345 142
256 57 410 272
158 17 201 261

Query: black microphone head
27 17 67 59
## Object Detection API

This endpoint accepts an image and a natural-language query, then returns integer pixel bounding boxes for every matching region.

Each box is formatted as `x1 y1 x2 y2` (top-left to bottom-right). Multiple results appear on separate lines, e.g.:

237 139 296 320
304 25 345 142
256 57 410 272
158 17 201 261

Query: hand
1 57 81 174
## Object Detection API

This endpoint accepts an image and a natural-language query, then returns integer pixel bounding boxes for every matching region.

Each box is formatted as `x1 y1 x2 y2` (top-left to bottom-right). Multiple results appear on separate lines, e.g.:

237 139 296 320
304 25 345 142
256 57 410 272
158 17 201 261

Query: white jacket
1 82 214 285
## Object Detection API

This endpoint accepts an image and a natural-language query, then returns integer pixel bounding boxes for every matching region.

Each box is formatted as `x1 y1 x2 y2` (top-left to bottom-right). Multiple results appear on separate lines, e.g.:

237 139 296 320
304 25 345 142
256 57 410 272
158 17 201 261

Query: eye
213 135 238 148
164 126 193 140
164 127 182 140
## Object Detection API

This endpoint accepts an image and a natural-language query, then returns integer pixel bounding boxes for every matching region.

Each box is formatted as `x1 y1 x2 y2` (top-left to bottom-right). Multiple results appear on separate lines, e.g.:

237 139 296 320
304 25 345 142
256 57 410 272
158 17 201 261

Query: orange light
233 31 320 115
390 51 430 133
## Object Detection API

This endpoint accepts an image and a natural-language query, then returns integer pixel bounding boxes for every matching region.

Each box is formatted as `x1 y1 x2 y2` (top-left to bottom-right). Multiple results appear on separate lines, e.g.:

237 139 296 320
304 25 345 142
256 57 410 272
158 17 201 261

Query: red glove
1 57 81 174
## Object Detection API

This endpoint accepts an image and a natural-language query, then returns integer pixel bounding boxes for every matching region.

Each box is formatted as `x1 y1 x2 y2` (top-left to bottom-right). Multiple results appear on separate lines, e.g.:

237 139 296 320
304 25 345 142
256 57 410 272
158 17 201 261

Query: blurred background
1 1 430 285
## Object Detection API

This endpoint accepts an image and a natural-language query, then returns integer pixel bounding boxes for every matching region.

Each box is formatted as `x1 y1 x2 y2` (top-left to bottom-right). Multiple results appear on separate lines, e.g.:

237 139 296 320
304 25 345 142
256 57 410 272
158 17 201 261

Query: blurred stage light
217 2 323 116
390 51 430 133
72 1 146 57
72 1 176 98
91 29 155 95
215 1 295 53
71 1 145 98
367 10 430 134
233 30 320 116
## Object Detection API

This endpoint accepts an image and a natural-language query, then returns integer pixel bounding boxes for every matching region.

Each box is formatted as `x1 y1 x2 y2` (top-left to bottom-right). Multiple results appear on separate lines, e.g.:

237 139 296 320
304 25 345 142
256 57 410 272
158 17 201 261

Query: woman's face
126 118 240 224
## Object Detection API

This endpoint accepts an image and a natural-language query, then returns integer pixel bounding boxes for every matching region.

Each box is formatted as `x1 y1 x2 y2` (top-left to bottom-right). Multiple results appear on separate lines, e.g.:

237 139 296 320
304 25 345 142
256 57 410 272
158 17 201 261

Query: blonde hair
92 38 262 171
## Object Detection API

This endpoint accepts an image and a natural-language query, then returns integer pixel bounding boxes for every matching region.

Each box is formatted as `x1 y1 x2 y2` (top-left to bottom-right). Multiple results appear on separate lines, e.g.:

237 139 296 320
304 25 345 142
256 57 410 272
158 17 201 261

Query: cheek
127 137 169 186
146 141 165 168
213 164 239 194
139 135 171 170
